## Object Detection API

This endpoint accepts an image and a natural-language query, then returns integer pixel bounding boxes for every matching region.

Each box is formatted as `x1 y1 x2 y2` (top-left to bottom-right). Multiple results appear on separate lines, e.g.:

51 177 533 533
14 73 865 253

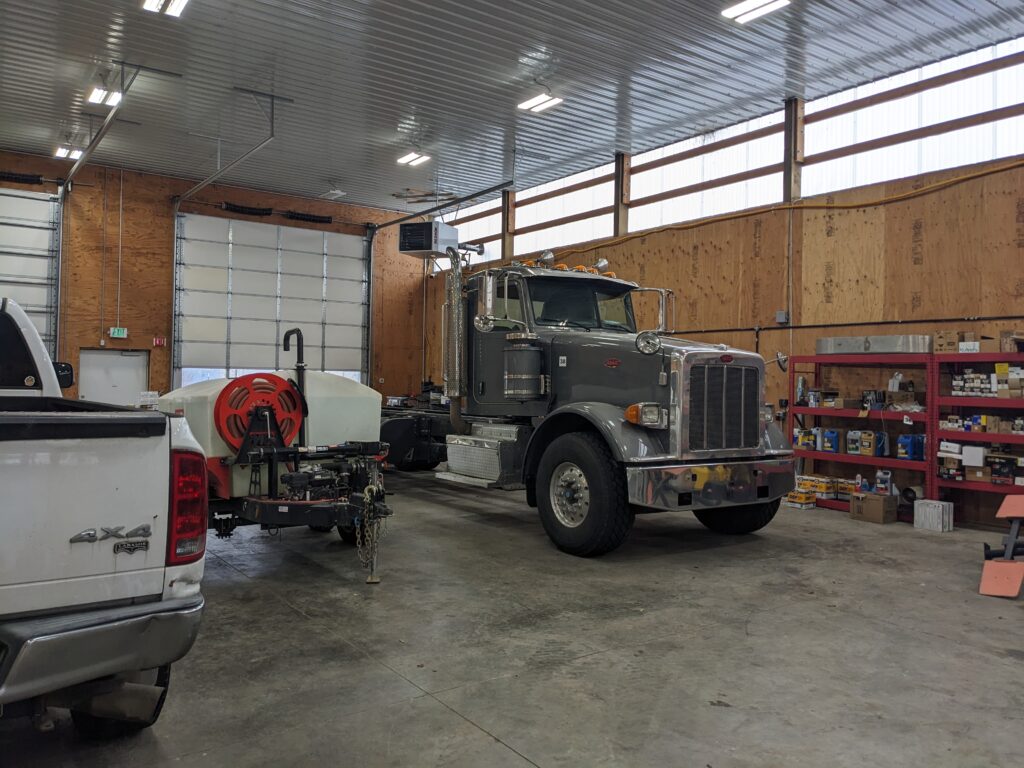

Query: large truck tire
536 432 634 557
693 499 780 535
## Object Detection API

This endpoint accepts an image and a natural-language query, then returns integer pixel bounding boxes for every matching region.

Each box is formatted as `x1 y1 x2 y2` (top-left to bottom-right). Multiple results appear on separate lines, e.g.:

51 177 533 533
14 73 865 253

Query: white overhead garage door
174 213 367 387
0 188 61 355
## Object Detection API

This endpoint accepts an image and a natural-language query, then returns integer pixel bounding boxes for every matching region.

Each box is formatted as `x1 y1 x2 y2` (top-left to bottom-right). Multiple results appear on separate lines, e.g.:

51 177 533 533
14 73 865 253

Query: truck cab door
470 278 526 406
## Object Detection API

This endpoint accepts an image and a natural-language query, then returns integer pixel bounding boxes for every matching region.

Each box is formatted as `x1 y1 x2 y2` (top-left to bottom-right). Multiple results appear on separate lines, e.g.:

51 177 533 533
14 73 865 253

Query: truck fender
521 402 664 506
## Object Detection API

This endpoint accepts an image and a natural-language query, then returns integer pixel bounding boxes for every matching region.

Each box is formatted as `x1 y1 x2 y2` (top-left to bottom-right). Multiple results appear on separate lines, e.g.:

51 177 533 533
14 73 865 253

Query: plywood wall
0 150 424 398
422 156 1024 408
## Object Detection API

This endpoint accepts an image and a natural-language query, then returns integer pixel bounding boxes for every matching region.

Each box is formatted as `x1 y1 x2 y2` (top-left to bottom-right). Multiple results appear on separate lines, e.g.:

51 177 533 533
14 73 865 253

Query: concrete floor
3 473 1023 767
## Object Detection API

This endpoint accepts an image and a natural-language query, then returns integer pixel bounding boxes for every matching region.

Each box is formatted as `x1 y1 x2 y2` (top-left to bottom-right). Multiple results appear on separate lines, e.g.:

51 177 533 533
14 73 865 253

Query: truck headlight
624 402 666 428
635 331 662 355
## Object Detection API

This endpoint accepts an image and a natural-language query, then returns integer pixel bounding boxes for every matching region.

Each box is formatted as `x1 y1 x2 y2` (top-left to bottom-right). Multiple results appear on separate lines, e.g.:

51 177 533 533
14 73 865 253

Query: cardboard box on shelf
999 330 1024 353
934 330 964 352
961 445 988 467
849 493 898 524
836 478 858 501
959 334 999 353
796 475 837 498
965 466 993 482
885 391 919 406
939 440 962 454
829 398 864 410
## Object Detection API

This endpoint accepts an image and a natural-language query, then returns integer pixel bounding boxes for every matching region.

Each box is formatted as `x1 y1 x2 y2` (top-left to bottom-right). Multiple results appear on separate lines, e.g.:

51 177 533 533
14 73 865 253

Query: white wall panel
175 214 366 383
0 188 60 354
280 298 324 324
327 256 364 282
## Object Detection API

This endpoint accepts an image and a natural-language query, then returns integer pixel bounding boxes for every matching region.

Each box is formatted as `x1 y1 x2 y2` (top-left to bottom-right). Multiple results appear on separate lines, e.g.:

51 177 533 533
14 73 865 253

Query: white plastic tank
160 371 381 456
292 370 381 445
159 371 381 498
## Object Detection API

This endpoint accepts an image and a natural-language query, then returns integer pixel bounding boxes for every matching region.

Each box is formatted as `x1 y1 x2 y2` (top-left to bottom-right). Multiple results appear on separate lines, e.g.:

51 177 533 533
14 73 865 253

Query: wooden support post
501 189 515 261
613 152 631 236
783 97 805 203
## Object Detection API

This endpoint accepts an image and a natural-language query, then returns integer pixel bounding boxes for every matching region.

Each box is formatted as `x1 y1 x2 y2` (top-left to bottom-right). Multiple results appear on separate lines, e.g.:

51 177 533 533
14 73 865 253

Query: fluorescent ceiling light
397 151 421 164
409 154 431 166
165 0 190 17
105 91 122 107
69 149 83 160
144 0 189 16
736 0 790 23
54 147 70 158
530 96 563 113
88 87 108 104
518 93 553 110
723 0 791 23
722 0 790 23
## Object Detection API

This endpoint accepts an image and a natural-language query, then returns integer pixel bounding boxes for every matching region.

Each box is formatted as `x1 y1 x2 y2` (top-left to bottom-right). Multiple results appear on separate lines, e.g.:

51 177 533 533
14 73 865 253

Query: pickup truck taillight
168 450 208 566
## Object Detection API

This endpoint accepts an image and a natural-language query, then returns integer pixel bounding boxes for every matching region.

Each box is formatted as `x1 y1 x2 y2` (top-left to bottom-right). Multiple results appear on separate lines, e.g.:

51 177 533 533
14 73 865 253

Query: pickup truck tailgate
0 410 170 616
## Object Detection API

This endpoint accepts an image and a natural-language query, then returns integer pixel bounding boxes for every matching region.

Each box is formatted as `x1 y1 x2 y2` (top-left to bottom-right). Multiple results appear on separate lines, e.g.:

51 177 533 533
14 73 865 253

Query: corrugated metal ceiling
0 0 1021 211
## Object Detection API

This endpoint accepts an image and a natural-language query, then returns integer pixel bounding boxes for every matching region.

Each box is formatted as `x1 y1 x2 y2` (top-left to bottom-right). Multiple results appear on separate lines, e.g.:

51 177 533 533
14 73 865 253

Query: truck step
435 471 501 489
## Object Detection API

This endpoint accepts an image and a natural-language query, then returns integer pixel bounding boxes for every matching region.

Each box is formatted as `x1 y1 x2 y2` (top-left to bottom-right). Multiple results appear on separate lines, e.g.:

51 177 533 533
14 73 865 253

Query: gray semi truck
382 222 795 557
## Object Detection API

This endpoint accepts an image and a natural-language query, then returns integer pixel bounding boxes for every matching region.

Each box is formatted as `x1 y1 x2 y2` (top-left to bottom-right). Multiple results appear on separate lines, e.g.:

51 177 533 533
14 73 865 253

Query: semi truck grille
688 364 760 450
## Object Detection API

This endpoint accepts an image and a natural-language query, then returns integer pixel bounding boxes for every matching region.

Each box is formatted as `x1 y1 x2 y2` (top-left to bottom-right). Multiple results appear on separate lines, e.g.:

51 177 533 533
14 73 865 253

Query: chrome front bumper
626 456 795 511
0 595 203 706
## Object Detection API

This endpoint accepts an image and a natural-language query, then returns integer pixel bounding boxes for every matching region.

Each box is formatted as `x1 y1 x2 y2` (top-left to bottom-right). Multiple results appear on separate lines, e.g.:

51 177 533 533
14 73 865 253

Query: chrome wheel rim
549 462 590 528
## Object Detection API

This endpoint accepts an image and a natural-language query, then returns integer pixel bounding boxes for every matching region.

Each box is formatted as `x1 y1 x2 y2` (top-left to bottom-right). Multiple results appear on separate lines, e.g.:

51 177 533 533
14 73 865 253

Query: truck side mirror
53 361 74 389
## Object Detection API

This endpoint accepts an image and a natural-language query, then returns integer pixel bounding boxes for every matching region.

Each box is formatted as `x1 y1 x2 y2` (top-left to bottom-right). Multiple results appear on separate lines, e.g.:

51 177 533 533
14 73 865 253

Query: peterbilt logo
604 358 622 369
70 524 152 543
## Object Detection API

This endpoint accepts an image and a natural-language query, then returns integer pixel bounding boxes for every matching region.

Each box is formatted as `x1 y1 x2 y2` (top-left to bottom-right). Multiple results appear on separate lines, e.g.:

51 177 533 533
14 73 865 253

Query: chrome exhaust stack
442 246 470 434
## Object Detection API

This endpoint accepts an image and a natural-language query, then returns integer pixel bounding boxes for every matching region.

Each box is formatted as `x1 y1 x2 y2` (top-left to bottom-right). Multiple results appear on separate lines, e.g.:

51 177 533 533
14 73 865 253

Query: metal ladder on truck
980 497 1024 599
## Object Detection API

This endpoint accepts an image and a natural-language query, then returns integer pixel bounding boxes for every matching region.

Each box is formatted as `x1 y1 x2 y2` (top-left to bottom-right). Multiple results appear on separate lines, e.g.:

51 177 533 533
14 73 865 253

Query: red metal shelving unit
936 479 1024 495
936 396 1024 409
791 406 928 422
935 430 1024 446
788 353 937 513
934 353 1024 364
793 449 928 472
932 352 1024 504
815 499 849 511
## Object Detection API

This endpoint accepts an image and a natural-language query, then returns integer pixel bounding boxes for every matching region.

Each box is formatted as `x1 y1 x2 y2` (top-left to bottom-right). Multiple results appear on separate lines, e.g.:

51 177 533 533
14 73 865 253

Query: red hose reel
213 373 303 451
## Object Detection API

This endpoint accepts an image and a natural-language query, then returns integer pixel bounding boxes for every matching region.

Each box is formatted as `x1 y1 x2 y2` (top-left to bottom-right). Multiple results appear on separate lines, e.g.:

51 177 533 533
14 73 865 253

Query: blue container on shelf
822 429 843 453
896 433 925 460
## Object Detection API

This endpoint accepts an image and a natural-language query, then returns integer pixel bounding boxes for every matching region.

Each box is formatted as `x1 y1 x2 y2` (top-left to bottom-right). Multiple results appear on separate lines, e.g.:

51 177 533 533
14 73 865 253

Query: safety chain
355 485 391 582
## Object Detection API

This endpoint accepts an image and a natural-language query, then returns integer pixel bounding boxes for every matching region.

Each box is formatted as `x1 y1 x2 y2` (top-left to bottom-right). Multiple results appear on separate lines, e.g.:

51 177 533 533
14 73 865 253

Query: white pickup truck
0 298 207 737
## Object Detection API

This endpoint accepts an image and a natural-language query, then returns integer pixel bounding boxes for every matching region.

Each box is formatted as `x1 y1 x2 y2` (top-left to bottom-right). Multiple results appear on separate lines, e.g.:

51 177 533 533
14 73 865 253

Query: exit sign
108 327 128 339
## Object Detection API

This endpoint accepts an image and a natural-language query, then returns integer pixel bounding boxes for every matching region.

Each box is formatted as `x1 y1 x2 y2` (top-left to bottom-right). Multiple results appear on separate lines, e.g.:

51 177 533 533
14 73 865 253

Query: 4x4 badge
70 524 152 544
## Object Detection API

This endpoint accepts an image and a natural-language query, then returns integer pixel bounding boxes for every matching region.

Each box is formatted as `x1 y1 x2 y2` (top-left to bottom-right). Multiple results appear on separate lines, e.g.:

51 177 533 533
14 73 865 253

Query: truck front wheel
536 432 634 557
693 499 780 535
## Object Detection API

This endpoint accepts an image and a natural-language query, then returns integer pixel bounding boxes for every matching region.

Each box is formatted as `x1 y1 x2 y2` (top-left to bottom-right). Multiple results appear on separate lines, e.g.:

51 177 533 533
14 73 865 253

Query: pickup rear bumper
0 595 203 706
626 456 796 511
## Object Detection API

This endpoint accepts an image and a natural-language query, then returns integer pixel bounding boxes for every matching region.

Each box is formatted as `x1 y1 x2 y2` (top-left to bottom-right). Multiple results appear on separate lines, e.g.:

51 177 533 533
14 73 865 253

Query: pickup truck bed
0 298 207 735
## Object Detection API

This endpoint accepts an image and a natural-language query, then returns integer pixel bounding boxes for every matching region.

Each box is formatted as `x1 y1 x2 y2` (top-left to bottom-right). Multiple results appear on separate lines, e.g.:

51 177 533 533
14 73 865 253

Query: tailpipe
449 396 469 436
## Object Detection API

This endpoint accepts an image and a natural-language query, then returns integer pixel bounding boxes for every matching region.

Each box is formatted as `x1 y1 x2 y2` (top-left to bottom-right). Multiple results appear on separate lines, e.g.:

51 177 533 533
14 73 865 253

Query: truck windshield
528 278 636 332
